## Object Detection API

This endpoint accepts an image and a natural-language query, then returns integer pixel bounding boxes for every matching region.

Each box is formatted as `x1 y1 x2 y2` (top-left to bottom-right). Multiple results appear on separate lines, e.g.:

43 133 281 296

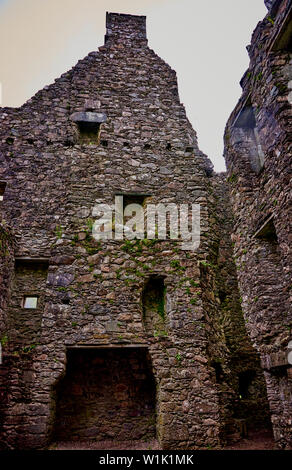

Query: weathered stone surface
50 255 75 265
0 10 274 451
53 348 156 442
47 272 74 287
70 112 107 123
224 0 292 449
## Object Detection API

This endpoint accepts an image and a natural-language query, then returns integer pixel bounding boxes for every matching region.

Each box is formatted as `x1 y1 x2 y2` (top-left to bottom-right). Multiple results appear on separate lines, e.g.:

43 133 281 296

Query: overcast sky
0 0 267 171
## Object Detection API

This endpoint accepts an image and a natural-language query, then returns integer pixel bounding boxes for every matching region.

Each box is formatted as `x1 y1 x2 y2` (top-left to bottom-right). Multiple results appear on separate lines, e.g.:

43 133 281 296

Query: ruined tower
0 12 270 449
224 0 292 449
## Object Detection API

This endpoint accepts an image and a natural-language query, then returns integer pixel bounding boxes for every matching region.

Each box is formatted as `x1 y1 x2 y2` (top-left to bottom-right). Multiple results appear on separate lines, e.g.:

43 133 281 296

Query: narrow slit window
0 181 7 201
23 296 38 309
238 370 256 399
211 361 224 384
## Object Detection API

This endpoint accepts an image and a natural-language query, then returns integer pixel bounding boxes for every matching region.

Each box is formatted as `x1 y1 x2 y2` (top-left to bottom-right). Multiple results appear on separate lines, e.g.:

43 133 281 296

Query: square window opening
23 296 39 309
77 121 101 143
70 111 107 145
114 193 151 239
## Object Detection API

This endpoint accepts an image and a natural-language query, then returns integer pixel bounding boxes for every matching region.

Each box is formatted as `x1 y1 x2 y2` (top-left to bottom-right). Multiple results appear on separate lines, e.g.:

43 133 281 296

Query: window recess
70 111 107 144
231 97 265 174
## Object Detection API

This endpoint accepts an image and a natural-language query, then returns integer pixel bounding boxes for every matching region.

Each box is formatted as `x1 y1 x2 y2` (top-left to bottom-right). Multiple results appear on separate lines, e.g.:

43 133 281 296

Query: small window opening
0 182 7 202
211 361 224 384
123 142 129 148
218 290 227 303
23 296 38 309
115 193 151 239
6 137 14 145
238 370 256 399
166 143 172 150
185 146 194 153
271 367 288 378
61 296 70 305
204 167 213 178
101 140 108 147
123 194 149 236
15 257 49 270
142 276 166 335
254 215 278 242
70 111 107 145
144 143 151 150
77 121 101 143
122 194 149 209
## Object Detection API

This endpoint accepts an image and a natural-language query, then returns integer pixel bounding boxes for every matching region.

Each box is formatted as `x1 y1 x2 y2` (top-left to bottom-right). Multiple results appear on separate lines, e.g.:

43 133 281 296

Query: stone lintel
70 112 107 124
261 351 290 370
15 257 50 266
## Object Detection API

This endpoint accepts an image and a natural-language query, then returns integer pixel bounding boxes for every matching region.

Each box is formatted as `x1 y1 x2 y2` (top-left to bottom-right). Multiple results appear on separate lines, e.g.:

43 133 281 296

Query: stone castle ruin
0 1 291 450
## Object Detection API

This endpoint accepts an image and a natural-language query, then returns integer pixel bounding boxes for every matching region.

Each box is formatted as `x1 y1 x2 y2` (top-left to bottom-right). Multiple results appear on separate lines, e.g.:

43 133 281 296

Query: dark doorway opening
238 369 256 399
52 347 156 443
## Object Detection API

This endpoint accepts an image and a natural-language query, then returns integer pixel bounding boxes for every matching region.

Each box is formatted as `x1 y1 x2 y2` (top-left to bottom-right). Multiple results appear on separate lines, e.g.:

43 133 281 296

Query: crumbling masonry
0 3 290 450
224 0 292 449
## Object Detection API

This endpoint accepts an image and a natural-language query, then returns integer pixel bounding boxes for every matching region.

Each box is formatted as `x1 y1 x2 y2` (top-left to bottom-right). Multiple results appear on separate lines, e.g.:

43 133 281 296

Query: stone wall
0 12 220 450
0 223 14 338
52 347 156 442
224 0 292 449
204 174 271 443
0 11 275 450
0 223 14 449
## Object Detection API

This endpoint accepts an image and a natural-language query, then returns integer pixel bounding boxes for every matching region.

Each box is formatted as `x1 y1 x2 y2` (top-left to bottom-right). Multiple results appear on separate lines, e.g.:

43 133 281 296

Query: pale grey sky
0 0 267 171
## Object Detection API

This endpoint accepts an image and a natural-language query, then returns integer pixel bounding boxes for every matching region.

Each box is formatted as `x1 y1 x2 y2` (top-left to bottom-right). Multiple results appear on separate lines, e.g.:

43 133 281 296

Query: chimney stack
105 12 147 46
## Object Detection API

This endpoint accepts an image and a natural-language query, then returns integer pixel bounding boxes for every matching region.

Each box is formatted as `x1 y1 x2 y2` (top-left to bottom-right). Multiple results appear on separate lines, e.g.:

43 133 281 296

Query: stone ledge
70 112 107 124
261 351 290 370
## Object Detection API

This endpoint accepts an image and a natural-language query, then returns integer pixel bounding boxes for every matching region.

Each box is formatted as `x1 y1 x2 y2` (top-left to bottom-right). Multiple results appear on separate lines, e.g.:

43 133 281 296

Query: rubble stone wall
209 175 271 442
0 12 222 450
224 0 292 449
0 223 14 449
52 348 156 442
0 11 275 449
